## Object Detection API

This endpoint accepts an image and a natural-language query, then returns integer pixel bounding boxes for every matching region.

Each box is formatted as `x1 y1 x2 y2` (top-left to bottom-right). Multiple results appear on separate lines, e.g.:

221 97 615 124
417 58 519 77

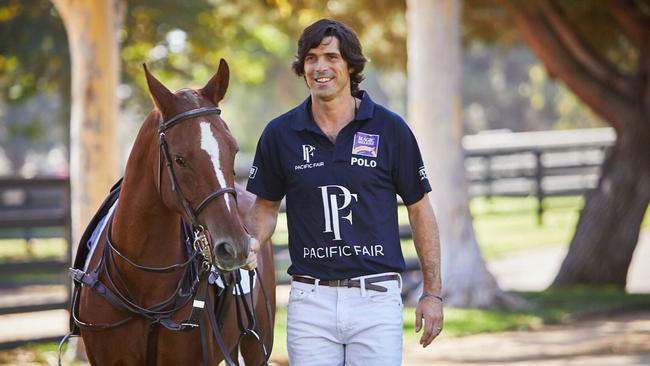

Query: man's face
303 36 351 102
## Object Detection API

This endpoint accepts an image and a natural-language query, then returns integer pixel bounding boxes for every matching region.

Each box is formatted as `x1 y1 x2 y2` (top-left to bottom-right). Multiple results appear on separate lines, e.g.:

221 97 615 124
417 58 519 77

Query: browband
159 106 221 133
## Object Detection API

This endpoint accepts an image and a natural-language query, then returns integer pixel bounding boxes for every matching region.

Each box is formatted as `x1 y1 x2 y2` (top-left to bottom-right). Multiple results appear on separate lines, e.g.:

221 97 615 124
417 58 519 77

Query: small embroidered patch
352 132 380 158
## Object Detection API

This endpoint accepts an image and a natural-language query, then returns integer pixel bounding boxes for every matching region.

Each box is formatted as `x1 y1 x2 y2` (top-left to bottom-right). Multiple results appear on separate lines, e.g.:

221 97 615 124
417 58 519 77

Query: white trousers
286 273 403 366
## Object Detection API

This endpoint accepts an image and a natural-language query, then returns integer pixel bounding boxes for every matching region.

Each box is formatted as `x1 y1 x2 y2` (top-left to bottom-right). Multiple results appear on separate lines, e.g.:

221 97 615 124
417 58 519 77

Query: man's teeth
316 77 332 83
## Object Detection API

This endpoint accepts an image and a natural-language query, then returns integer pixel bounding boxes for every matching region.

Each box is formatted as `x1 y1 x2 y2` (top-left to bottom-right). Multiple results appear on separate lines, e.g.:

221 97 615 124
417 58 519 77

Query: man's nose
314 57 327 72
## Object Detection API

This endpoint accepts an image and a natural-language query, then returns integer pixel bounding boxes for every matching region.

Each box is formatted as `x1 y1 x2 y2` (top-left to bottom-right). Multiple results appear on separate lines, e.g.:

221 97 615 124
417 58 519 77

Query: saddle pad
211 268 256 295
72 179 122 271
83 199 119 271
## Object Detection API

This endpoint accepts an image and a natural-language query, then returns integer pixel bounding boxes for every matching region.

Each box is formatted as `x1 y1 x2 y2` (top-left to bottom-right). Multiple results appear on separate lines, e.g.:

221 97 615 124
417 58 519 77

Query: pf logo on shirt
418 166 428 181
302 144 315 163
319 185 358 241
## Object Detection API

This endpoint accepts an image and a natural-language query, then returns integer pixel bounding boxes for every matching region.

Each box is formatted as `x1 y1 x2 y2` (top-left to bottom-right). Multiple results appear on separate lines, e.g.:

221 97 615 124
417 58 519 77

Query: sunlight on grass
0 238 67 262
403 307 542 339
470 196 584 259
401 195 584 260
270 307 288 361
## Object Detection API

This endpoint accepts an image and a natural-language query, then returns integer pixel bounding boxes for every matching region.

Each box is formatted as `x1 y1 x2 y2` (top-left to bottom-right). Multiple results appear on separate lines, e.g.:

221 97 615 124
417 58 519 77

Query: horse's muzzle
213 235 250 271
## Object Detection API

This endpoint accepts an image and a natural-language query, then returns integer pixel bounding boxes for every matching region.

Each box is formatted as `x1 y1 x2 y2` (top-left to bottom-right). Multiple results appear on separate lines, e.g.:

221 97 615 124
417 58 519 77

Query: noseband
157 106 238 230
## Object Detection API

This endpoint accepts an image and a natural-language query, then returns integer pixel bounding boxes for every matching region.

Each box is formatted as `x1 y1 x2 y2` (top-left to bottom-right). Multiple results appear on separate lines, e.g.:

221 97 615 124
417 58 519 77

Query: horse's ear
143 63 176 117
200 58 229 105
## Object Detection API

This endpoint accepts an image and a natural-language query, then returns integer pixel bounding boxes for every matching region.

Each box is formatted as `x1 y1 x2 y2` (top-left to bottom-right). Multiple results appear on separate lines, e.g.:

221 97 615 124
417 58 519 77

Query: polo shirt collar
291 90 376 132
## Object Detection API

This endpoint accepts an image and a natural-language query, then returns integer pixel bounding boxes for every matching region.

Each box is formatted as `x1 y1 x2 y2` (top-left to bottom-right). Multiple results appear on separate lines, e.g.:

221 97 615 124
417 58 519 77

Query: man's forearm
247 197 282 243
407 194 441 295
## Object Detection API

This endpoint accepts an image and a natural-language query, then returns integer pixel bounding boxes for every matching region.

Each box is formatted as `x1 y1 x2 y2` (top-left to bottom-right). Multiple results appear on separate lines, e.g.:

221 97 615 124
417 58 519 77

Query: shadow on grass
403 286 650 339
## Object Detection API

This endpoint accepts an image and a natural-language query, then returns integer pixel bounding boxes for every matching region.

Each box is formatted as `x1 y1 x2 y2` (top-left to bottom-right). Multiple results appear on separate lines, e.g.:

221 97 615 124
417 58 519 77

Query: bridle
157 106 238 231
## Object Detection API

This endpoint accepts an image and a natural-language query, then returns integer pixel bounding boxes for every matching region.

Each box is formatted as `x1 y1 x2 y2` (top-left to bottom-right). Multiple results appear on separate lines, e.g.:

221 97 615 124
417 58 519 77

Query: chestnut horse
69 60 275 365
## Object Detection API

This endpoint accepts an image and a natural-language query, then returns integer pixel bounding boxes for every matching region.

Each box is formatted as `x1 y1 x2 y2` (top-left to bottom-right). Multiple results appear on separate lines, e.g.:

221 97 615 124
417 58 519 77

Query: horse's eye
174 155 187 167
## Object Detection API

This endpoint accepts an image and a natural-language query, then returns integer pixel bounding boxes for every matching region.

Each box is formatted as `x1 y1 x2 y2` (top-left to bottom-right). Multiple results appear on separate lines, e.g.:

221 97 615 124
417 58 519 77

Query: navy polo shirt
247 91 431 280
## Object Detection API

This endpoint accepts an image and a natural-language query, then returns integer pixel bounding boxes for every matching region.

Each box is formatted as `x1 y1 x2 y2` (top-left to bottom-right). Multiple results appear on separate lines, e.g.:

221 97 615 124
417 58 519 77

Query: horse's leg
241 242 276 366
78 287 149 365
81 324 148 365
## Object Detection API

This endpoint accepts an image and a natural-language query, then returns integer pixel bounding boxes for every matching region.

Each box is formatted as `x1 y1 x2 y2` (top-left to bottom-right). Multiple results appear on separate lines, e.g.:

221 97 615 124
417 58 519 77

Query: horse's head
143 59 249 271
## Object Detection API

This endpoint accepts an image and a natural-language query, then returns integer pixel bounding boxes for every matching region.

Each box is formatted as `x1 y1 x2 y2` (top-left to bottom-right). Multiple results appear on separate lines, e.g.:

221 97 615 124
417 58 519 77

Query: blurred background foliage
0 0 618 175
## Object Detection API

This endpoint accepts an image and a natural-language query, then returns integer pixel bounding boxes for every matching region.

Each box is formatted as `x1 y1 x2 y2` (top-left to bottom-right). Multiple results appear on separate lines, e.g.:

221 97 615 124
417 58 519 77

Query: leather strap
146 322 160 366
159 106 221 133
291 274 400 293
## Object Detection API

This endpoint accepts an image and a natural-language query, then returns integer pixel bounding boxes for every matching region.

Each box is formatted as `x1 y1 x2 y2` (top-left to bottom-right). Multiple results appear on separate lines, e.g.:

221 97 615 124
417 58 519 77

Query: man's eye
174 155 187 167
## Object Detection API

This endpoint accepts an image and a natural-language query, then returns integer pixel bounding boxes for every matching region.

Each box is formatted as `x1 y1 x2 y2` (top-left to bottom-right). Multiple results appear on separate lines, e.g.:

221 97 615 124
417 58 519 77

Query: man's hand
241 237 260 270
415 296 443 347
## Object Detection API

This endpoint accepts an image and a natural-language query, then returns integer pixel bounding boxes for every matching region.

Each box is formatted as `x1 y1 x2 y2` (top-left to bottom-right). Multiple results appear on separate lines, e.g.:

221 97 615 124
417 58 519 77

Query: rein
59 106 270 366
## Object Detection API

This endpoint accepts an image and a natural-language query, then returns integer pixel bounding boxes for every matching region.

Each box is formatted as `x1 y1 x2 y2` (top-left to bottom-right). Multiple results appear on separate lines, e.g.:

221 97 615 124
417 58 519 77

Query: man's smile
314 76 334 84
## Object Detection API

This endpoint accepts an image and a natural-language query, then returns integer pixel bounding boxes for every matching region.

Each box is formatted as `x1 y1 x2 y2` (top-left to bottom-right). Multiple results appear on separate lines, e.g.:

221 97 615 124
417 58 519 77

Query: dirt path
487 229 650 294
2 230 649 364
401 310 650 366
397 229 650 365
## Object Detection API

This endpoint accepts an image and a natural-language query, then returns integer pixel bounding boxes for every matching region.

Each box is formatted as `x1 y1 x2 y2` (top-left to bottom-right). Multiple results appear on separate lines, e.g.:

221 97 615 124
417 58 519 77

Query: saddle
69 179 122 336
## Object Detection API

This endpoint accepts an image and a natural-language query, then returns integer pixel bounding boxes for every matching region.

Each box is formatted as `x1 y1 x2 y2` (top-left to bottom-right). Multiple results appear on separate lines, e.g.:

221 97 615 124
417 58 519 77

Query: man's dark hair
292 19 367 94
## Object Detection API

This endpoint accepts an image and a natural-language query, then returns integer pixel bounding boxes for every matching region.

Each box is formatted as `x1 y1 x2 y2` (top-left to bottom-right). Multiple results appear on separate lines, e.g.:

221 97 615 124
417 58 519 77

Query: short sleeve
393 121 432 205
246 125 286 201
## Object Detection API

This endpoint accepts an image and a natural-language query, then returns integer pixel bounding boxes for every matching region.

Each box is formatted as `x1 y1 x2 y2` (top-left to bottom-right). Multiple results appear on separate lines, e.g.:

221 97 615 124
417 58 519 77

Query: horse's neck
111 122 185 264
112 177 182 261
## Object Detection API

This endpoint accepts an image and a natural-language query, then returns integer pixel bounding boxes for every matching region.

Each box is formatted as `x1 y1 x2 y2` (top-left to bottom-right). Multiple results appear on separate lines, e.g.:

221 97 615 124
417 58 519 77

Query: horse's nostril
215 241 236 261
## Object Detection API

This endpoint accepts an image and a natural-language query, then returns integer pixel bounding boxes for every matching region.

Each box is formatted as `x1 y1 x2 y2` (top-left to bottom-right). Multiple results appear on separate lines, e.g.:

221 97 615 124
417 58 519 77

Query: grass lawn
1 196 649 364
470 196 583 259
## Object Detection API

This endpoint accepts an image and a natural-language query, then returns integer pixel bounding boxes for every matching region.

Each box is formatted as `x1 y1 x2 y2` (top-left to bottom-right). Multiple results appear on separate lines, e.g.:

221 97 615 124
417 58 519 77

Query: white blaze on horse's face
199 121 232 212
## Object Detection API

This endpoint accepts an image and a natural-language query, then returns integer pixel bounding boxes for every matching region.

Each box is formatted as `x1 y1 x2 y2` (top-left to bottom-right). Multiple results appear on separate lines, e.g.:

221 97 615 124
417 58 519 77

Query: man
244 19 443 365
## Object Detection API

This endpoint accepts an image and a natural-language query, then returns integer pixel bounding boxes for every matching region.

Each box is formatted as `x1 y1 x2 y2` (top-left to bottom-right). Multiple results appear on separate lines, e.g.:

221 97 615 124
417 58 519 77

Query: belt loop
360 277 367 297
397 273 402 290
314 278 320 294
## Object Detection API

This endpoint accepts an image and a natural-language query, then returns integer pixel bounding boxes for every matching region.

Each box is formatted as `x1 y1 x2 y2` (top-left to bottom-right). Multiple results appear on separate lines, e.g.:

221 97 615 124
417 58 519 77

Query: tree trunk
50 0 122 246
50 2 123 360
554 124 650 286
407 0 521 308
506 0 650 288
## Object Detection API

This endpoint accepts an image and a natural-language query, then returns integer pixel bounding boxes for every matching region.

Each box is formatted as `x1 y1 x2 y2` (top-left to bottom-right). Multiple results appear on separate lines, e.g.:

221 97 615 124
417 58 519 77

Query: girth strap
146 322 160 366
